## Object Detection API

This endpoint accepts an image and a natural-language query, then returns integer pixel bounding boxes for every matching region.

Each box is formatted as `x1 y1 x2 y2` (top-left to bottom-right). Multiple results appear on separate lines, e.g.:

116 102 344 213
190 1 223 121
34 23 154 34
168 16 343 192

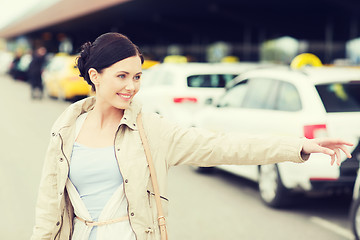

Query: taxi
194 53 360 207
42 53 92 100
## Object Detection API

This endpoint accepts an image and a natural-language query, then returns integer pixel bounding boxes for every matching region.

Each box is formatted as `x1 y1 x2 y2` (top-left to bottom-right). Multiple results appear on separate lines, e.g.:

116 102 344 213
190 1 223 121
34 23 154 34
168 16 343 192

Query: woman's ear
88 68 100 86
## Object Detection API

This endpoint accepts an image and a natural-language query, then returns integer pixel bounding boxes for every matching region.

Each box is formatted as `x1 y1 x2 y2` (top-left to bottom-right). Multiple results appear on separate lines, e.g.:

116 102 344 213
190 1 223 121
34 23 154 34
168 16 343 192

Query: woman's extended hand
302 138 353 166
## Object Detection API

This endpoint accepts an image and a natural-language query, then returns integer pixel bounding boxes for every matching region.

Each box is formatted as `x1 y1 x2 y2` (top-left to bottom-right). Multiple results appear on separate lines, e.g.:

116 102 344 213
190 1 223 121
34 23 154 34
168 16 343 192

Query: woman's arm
147 114 304 167
150 114 352 167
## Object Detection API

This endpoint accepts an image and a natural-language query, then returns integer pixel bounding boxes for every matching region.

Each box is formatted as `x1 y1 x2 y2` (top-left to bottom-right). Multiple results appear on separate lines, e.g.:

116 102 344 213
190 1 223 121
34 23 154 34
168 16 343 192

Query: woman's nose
125 80 135 91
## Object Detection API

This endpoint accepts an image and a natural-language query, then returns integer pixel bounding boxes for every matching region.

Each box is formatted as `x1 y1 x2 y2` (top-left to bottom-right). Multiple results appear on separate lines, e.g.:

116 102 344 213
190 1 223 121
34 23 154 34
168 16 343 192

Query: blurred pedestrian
28 46 47 99
30 32 353 240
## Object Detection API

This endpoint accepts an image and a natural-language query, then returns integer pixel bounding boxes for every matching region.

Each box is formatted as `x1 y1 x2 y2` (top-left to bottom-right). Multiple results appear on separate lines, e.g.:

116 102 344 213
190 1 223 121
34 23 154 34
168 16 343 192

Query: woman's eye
134 75 141 80
118 74 126 79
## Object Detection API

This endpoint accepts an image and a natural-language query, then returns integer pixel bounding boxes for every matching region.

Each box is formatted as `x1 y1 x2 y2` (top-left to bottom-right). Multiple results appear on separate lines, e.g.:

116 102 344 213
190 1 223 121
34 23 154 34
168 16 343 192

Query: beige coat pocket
146 190 169 221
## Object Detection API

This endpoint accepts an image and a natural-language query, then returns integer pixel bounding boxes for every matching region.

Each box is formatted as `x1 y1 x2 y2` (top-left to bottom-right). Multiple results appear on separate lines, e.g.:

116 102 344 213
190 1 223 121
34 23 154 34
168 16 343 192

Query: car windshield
315 82 360 112
187 74 237 88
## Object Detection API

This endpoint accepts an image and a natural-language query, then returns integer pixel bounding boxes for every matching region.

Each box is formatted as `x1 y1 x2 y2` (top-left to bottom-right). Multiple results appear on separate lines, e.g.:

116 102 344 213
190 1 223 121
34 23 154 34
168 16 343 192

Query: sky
0 0 59 30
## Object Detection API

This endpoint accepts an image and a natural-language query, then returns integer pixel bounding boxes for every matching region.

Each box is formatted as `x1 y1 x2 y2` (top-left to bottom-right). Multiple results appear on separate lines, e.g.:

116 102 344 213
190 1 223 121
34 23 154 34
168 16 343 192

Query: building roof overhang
0 0 129 38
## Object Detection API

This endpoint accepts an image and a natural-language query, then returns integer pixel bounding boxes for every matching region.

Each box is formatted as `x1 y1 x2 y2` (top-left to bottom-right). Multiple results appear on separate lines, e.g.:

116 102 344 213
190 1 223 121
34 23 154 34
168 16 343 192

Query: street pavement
0 74 354 240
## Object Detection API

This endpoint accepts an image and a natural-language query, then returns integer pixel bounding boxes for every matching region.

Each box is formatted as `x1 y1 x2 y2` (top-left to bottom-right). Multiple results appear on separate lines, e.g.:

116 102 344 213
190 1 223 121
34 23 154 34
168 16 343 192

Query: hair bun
77 42 92 79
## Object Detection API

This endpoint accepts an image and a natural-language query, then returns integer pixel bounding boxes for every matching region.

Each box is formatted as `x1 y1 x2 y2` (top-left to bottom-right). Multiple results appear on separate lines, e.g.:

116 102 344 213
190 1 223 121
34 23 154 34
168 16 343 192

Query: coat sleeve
30 133 61 240
148 114 307 168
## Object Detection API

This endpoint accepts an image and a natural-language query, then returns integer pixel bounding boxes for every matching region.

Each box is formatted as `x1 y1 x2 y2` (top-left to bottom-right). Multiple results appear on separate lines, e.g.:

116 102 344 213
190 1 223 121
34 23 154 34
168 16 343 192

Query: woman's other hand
302 138 353 166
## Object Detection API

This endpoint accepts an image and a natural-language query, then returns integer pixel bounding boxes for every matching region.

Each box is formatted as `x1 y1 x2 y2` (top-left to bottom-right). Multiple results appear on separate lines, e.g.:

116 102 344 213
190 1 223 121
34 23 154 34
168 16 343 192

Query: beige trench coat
31 97 307 240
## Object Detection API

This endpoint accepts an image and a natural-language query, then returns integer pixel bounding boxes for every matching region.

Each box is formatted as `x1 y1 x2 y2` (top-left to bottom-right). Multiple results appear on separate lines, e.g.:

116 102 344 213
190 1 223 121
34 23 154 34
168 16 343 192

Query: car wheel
258 164 289 208
350 196 360 240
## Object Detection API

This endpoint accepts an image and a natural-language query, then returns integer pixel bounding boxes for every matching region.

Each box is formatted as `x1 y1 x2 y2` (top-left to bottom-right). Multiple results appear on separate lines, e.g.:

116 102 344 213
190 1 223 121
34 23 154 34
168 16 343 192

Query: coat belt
75 215 129 227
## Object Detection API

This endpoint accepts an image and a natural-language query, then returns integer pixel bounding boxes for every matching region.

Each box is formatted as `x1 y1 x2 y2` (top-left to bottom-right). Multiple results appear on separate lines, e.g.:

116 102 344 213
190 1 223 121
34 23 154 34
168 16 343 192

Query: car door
202 77 303 181
202 79 250 133
211 78 280 135
200 79 260 180
238 78 303 137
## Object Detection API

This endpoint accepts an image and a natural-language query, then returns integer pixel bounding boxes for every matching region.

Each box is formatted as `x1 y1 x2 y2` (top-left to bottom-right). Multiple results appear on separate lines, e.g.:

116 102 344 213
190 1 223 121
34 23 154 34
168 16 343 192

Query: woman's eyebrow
116 71 142 75
116 71 129 74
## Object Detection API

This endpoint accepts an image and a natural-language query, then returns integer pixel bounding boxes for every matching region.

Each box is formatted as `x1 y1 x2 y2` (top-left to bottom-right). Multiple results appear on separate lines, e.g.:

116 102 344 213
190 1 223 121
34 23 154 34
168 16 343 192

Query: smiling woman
30 32 353 240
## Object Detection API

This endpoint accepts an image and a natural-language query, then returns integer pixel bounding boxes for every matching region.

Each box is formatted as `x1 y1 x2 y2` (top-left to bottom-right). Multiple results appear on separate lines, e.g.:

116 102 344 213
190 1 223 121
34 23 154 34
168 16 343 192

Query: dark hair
77 32 144 91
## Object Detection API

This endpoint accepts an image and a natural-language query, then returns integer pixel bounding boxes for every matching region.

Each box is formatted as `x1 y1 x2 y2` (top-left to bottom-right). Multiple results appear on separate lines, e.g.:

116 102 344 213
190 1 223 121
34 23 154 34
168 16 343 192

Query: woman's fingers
302 138 353 166
317 138 353 147
324 144 352 166
330 154 336 166
337 144 353 159
315 144 334 155
334 148 341 166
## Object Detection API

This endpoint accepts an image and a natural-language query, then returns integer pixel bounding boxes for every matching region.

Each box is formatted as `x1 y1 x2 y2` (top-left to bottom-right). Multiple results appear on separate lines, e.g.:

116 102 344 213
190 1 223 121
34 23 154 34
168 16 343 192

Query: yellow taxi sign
163 55 187 63
55 52 69 56
290 53 323 69
221 56 239 63
142 59 160 69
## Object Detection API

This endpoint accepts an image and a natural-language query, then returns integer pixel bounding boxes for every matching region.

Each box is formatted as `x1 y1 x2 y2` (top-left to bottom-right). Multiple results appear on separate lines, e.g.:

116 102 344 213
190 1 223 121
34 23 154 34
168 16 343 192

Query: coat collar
52 96 142 134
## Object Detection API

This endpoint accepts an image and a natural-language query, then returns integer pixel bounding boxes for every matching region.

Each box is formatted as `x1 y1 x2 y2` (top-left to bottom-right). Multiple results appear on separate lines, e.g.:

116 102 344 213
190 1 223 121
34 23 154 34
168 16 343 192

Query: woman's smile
117 93 132 101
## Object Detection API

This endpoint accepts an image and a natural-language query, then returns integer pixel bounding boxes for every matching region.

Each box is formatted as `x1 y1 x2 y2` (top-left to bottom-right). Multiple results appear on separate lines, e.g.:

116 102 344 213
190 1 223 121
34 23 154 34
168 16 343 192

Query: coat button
133 123 136 127
117 148 120 151
130 212 134 217
125 179 128 183
59 158 63 162
52 133 56 137
59 192 63 196
56 221 60 226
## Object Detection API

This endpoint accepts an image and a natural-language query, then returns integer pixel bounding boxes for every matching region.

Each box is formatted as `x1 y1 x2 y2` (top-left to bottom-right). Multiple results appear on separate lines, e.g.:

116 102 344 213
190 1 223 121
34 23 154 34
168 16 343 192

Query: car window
242 78 277 109
217 80 249 107
187 74 237 88
316 82 360 112
275 81 302 111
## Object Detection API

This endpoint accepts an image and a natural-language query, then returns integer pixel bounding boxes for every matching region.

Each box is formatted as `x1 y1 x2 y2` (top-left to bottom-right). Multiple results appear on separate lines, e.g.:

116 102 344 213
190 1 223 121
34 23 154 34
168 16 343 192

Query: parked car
194 65 360 207
135 62 264 127
9 53 32 81
42 53 92 100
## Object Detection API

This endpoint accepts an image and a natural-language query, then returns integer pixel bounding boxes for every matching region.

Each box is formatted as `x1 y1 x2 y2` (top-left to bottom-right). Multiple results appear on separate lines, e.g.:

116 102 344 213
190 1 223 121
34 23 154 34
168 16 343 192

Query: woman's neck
89 102 124 130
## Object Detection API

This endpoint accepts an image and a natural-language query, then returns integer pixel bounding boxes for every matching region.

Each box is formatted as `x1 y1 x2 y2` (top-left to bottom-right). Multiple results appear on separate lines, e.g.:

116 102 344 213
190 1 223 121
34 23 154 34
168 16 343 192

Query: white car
194 65 360 207
135 62 263 127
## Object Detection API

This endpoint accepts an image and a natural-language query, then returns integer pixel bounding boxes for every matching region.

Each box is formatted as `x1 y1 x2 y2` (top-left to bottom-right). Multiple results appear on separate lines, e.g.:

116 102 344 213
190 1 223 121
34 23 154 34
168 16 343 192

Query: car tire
258 164 289 208
350 196 360 240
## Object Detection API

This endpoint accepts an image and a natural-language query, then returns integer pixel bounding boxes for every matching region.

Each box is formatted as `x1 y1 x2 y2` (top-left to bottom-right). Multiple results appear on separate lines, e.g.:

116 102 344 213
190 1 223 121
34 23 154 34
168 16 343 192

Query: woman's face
94 55 142 110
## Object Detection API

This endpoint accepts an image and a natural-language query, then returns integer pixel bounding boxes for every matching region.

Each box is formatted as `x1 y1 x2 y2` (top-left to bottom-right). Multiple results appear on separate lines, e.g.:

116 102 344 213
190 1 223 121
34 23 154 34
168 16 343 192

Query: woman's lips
117 93 132 100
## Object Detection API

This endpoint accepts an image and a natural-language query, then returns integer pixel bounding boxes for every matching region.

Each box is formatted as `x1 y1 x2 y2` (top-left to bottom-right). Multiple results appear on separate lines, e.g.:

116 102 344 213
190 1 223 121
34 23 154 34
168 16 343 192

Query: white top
66 112 136 240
